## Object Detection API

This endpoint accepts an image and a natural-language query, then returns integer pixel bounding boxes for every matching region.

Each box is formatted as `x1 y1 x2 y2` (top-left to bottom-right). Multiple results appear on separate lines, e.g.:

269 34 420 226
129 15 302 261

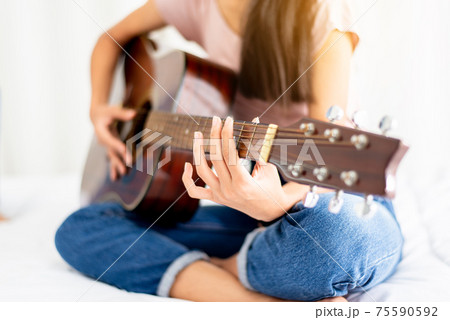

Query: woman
55 0 403 301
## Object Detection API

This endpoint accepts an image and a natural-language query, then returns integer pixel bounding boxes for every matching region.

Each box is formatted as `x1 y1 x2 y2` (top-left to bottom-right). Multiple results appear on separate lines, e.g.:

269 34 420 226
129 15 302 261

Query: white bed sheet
0 174 449 302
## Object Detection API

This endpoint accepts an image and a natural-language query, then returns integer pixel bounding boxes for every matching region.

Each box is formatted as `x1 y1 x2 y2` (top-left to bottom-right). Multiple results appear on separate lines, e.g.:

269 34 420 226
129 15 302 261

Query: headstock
266 107 408 215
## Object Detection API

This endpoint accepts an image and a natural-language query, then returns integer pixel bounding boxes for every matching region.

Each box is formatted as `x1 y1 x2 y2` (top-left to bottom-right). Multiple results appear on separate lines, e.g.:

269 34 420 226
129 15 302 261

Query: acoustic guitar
81 37 408 225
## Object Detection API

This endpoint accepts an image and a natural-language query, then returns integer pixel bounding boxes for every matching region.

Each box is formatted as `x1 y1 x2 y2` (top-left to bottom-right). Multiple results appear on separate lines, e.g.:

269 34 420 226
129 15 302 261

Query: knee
246 194 402 300
286 192 402 283
55 203 119 267
288 193 401 253
284 194 360 257
55 207 91 265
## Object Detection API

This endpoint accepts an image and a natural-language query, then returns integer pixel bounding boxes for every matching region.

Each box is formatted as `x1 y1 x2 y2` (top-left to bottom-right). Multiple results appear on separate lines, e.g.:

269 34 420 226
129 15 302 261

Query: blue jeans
55 193 403 301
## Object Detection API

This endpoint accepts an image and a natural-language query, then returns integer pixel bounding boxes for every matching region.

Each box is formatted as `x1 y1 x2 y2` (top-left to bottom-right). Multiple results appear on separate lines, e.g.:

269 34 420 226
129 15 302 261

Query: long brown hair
239 0 316 106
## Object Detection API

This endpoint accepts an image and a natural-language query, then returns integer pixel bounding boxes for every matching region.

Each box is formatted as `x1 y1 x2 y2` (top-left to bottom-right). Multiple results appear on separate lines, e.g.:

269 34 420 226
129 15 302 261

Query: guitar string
147 113 339 140
138 120 354 150
125 110 361 181
160 119 369 182
156 114 321 135
130 110 336 136
145 119 354 147
158 124 353 147
124 116 365 189
138 119 361 181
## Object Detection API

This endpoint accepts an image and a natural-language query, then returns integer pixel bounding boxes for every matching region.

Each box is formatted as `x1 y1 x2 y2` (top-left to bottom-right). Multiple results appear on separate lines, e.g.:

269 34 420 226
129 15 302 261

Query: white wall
1 0 449 184
0 0 146 177
351 0 450 185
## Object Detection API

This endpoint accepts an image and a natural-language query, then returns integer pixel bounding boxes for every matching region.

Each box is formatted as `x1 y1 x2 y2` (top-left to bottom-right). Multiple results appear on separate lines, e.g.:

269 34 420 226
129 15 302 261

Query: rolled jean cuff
237 227 265 291
156 250 209 297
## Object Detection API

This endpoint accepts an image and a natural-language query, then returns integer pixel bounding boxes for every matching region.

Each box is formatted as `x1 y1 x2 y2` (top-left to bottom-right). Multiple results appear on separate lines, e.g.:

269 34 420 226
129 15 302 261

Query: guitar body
81 37 236 225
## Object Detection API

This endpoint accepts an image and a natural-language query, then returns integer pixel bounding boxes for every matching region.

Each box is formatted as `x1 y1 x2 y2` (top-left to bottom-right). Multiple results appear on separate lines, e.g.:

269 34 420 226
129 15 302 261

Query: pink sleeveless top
154 0 359 127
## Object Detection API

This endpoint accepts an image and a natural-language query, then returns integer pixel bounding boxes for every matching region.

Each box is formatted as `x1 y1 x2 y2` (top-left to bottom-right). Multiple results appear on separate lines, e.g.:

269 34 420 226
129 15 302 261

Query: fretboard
145 111 276 162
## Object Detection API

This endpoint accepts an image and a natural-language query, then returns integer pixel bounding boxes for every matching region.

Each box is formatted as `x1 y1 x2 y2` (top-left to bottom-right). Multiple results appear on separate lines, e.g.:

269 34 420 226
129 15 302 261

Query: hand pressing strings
181 115 295 222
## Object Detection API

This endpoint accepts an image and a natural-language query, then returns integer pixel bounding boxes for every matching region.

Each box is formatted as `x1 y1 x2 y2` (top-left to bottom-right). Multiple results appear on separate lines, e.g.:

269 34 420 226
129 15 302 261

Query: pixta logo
126 129 172 175
272 138 326 166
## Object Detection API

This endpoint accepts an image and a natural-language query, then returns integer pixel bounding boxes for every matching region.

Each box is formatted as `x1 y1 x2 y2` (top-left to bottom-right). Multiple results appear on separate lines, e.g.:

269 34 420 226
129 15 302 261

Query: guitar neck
141 110 407 198
146 111 276 162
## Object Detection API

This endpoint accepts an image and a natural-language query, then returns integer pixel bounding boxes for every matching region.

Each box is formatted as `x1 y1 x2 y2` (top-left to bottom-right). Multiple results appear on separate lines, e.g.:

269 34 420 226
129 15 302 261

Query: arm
309 29 354 122
281 30 355 209
90 0 166 180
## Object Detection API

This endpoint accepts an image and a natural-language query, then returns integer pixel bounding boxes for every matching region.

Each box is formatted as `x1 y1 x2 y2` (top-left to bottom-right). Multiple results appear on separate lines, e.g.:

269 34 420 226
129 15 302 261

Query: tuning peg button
300 123 316 136
351 134 369 150
288 164 304 177
351 110 368 129
326 105 344 123
304 186 320 208
354 195 377 218
328 190 344 214
379 115 398 135
340 170 359 187
313 167 329 182
324 128 342 142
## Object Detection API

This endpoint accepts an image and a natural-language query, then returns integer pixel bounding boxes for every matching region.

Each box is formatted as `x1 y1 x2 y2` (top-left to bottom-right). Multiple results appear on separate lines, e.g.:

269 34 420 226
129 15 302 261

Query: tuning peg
354 195 377 218
379 115 397 135
351 110 368 129
328 190 344 214
326 105 344 123
288 164 304 177
304 186 320 208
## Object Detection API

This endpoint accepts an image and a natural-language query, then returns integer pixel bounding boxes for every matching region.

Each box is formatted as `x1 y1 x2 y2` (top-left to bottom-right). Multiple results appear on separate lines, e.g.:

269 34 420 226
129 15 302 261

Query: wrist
259 185 304 222
258 193 291 222
90 95 108 110
89 102 106 122
282 182 309 209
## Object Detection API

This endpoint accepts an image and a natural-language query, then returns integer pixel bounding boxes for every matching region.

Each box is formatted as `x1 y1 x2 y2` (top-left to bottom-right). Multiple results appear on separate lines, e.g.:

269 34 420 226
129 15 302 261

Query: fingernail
194 131 201 139
225 116 233 125
212 116 220 126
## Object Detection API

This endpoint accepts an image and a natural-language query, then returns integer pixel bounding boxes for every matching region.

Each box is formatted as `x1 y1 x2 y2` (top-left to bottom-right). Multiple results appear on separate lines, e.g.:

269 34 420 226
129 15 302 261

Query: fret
200 117 209 153
259 124 278 162
172 115 178 149
159 117 165 135
190 118 195 148
146 112 275 162
236 121 245 157
175 115 182 149
183 116 190 149
171 114 177 149
181 117 189 150
192 118 199 149
246 123 258 159
200 117 207 136
175 115 185 149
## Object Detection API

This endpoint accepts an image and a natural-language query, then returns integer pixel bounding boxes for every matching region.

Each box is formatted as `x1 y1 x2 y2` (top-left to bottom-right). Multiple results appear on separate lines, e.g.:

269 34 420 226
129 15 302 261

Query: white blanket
1 174 449 301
